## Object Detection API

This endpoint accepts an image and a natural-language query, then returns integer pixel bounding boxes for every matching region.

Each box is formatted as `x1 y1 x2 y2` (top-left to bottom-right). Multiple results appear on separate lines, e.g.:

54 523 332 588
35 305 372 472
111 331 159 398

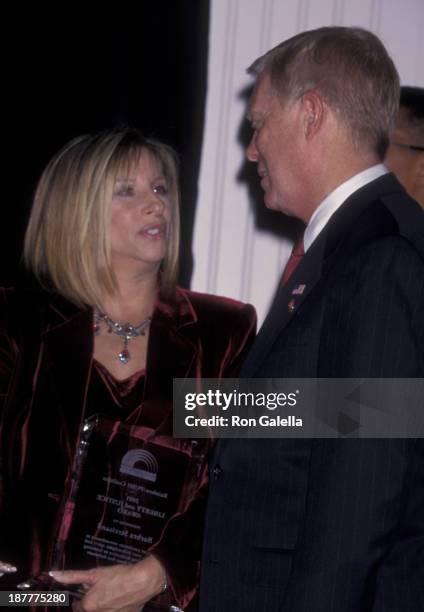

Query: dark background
2 1 210 287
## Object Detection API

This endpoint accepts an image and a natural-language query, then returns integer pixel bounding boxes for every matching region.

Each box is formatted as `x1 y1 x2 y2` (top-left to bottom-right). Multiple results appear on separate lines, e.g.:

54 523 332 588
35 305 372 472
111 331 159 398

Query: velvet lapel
142 288 200 428
42 289 199 433
241 173 403 377
42 298 94 442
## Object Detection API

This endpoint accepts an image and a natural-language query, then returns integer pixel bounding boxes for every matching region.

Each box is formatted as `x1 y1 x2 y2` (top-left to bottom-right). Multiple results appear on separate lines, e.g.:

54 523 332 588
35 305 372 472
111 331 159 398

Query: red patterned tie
281 233 305 286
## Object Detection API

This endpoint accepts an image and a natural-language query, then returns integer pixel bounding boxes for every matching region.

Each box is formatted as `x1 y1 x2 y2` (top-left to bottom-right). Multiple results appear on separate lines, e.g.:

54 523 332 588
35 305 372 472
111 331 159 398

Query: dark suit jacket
0 285 256 611
200 174 424 612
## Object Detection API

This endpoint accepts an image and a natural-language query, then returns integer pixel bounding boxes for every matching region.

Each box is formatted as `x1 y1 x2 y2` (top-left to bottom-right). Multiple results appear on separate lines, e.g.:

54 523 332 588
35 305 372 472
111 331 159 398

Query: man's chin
263 193 296 218
263 192 283 213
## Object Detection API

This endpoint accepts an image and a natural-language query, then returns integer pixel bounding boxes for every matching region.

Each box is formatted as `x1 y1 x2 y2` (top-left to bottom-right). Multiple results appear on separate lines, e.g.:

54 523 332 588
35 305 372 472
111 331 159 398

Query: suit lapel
241 236 325 376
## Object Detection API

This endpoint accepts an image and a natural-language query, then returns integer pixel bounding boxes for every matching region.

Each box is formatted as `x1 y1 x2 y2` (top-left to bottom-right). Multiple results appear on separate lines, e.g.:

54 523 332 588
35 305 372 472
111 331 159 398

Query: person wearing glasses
385 86 424 208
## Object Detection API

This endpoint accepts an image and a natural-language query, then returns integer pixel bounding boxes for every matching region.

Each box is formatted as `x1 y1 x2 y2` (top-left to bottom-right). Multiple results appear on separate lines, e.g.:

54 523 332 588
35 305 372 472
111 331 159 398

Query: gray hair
248 27 400 159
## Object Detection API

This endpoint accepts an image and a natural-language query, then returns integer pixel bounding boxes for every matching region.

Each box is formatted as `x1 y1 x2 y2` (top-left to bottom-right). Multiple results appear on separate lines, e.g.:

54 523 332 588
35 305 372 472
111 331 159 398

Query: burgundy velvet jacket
0 285 256 610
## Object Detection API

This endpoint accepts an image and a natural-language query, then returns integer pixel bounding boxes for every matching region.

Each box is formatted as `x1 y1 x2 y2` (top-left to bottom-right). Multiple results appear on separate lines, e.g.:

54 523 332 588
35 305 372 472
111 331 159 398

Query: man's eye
153 184 168 195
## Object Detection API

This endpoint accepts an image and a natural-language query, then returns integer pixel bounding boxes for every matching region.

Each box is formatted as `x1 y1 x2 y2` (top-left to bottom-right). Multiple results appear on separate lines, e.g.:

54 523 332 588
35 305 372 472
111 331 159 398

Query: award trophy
18 415 196 611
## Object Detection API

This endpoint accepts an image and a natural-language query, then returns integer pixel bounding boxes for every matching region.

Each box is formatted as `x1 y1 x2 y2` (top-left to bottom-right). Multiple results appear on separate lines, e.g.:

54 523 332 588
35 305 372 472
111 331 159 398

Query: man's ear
301 91 325 139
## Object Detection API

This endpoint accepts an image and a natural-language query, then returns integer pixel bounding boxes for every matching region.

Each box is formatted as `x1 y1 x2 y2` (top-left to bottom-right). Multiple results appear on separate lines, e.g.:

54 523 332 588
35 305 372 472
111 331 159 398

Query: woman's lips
138 223 167 240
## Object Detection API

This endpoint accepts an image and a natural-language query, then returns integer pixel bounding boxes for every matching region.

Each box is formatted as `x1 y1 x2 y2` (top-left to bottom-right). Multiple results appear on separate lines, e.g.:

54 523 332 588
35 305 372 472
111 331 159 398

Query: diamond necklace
94 311 151 364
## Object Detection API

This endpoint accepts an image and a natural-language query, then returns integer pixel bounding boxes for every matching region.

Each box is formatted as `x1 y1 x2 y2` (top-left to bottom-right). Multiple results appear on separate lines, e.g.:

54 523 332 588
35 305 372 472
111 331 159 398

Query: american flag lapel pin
292 284 306 295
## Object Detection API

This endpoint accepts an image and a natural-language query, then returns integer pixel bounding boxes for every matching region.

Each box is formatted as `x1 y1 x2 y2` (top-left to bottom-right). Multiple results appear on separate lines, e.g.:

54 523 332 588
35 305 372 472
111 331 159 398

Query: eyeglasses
391 141 424 152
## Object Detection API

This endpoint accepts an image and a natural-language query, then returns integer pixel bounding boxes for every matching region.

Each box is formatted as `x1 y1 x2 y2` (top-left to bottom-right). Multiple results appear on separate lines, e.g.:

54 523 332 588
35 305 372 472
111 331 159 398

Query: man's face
246 73 305 219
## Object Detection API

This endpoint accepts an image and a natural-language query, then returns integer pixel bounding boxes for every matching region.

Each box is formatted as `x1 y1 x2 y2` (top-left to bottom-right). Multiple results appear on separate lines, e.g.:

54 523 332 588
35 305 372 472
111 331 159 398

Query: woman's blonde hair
24 127 180 308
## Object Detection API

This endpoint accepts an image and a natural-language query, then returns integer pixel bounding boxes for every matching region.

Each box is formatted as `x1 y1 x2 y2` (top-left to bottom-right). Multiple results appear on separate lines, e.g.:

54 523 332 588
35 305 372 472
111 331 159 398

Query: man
200 27 424 612
385 86 424 208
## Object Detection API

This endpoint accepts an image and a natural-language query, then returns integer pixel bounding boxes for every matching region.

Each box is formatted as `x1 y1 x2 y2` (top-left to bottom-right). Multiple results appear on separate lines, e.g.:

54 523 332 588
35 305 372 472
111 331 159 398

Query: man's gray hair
248 27 400 159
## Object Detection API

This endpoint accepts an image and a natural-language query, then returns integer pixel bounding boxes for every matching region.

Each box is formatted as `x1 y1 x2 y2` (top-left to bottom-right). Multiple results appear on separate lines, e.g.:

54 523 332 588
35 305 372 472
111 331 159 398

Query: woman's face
110 149 172 276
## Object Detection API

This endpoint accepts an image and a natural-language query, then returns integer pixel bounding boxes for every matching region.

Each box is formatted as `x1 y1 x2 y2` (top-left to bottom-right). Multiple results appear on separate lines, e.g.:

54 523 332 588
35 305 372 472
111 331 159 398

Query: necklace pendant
118 348 131 364
119 349 130 364
94 310 151 364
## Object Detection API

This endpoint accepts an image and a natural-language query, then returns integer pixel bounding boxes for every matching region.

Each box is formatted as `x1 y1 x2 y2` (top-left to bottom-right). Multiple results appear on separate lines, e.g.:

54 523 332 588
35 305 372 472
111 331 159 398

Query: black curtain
2 1 209 287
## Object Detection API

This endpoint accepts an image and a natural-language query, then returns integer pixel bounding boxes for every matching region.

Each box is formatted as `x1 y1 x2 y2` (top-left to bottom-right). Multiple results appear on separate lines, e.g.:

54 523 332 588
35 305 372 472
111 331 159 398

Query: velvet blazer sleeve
148 291 256 610
0 288 18 513
0 288 18 411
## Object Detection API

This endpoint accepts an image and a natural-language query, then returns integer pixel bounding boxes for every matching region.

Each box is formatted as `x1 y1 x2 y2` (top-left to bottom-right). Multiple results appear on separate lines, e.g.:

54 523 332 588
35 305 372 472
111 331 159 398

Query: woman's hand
50 555 166 612
0 561 17 578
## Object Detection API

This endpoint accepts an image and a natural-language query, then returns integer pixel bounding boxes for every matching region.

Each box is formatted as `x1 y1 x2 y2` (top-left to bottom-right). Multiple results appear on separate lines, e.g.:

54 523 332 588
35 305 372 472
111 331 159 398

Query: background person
385 85 424 208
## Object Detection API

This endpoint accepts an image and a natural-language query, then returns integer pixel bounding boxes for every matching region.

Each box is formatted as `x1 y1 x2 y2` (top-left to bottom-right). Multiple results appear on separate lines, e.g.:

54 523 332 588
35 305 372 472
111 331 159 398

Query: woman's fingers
51 559 166 611
49 569 96 586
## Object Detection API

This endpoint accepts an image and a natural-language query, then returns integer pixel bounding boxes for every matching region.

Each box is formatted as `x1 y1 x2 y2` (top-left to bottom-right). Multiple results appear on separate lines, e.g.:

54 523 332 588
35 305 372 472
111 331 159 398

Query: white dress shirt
304 164 388 252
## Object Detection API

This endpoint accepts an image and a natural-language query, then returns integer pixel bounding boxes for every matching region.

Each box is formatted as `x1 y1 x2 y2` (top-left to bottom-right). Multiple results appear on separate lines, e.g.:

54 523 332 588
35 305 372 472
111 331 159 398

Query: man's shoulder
379 189 424 252
330 199 424 281
316 179 424 306
327 174 424 260
354 192 424 262
354 173 423 235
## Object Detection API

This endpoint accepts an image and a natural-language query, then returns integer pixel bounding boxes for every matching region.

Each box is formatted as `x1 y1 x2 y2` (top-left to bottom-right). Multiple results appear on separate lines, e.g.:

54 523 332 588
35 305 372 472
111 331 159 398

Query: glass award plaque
18 415 192 611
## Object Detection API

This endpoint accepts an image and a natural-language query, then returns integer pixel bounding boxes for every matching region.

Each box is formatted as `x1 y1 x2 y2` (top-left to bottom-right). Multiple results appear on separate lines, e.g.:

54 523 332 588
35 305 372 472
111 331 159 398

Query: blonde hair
24 127 180 308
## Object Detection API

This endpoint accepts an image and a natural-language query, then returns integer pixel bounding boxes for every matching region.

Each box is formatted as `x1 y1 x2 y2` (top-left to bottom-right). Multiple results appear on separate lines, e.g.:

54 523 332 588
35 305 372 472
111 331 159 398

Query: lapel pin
292 284 306 295
288 299 296 312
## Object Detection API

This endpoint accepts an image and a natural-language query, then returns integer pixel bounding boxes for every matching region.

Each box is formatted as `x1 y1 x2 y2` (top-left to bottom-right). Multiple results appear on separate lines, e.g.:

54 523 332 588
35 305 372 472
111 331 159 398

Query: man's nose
246 133 259 162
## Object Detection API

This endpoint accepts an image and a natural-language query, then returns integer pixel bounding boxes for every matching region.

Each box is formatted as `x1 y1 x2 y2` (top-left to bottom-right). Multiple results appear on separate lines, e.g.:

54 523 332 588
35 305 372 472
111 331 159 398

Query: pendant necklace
94 311 151 364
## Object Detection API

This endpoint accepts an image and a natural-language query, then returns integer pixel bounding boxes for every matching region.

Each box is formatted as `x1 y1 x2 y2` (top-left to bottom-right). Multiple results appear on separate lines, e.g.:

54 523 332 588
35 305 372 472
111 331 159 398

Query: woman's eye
153 184 168 196
114 184 135 197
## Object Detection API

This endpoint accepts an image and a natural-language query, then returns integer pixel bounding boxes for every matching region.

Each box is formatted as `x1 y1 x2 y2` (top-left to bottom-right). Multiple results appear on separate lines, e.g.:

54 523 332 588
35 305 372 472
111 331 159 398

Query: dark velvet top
87 364 174 611
90 359 146 420
0 287 256 611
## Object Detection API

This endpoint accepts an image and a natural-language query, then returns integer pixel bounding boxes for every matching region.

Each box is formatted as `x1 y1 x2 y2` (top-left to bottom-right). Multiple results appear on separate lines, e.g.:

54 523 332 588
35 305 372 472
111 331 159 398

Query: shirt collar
304 164 388 252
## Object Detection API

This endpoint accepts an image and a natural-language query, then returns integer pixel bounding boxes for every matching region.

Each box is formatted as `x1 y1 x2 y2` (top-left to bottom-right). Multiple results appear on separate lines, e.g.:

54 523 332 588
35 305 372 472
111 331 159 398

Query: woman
0 127 256 611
